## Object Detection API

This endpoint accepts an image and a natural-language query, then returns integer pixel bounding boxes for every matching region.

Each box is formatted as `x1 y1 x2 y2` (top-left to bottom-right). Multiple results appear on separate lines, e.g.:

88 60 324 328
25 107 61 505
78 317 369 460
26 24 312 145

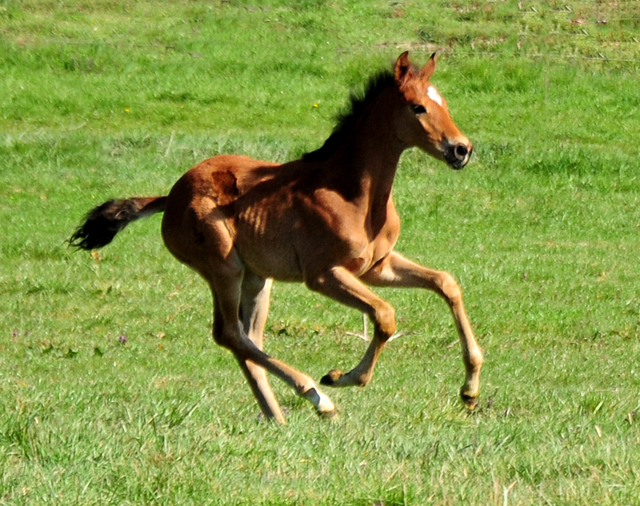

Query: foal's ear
420 52 437 81
394 51 413 86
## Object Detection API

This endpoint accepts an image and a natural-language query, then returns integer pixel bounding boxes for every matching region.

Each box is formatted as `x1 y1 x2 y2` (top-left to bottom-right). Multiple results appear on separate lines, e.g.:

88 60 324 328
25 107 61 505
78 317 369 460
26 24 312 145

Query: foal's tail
69 196 167 250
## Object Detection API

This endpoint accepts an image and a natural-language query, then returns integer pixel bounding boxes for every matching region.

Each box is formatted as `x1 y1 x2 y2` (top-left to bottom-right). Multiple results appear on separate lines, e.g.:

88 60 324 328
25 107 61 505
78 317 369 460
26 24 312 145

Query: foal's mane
302 70 397 162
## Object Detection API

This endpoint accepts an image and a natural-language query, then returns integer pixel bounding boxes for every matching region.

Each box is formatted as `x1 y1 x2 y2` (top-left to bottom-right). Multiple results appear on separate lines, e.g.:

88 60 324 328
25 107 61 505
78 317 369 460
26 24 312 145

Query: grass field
2 1 640 504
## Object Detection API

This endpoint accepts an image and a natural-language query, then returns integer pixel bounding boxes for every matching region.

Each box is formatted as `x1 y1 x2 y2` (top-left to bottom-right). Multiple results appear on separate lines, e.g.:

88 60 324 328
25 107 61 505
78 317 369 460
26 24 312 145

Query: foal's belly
236 238 305 282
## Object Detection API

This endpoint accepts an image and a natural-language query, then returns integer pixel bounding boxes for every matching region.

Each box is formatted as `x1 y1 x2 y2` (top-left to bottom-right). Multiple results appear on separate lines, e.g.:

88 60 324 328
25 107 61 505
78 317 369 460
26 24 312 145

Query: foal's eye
411 104 427 115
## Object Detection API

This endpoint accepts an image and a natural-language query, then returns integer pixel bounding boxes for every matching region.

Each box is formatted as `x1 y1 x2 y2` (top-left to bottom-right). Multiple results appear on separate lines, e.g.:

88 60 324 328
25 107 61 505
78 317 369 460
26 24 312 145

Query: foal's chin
448 159 468 171
430 154 467 171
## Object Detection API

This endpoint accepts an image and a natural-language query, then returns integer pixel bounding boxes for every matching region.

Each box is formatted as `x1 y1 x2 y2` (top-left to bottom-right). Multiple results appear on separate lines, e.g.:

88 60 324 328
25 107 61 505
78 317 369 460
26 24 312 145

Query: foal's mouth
443 142 473 170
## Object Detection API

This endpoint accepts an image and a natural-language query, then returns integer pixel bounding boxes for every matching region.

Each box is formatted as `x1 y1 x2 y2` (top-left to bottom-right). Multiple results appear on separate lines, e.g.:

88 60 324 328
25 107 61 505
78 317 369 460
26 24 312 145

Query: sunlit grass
2 1 640 505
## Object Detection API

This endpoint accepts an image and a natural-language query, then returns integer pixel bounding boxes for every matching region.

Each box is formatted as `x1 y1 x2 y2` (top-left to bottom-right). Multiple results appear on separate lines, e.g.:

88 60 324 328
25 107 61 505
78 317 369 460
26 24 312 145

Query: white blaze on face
427 86 443 107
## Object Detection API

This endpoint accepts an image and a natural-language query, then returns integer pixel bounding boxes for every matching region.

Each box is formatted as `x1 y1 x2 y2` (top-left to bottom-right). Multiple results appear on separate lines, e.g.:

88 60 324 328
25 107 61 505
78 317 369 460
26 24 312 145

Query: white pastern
427 86 443 107
305 387 335 414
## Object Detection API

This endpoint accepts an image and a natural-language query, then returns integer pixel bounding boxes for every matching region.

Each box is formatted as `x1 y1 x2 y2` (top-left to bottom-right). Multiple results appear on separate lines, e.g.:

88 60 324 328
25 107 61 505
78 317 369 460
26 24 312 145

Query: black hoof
460 392 479 410
320 369 343 386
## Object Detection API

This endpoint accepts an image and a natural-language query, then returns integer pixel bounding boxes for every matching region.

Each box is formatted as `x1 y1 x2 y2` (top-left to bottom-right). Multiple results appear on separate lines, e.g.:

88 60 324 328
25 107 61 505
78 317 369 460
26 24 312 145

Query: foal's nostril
445 142 472 169
454 144 469 161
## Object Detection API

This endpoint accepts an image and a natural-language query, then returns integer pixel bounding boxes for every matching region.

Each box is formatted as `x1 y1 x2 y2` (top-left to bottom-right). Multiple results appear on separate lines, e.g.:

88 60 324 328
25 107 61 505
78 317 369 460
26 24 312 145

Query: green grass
2 1 640 504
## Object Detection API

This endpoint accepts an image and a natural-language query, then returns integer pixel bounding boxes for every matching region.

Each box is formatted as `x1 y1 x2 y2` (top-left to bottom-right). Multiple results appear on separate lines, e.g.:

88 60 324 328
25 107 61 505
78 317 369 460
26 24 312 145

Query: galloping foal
71 52 483 423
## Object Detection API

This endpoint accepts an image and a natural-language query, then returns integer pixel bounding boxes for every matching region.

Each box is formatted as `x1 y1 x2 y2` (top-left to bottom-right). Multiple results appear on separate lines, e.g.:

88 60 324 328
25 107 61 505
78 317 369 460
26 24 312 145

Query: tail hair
69 196 167 250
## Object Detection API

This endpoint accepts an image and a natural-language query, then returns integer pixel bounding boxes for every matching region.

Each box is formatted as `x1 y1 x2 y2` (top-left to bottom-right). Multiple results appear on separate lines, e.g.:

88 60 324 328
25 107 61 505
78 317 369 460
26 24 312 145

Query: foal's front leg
361 251 483 409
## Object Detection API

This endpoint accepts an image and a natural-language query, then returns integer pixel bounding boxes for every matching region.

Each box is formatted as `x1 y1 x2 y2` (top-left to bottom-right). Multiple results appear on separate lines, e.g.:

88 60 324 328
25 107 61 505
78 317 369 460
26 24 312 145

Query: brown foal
71 52 483 423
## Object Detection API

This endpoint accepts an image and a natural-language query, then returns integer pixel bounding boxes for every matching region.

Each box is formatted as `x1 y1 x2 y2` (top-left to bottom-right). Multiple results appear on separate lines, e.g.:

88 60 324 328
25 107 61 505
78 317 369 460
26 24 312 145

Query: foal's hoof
320 369 344 386
460 390 479 410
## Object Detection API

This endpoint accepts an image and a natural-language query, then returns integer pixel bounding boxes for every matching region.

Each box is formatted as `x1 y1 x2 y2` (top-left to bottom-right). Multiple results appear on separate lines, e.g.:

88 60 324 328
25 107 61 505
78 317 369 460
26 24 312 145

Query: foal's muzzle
444 141 473 170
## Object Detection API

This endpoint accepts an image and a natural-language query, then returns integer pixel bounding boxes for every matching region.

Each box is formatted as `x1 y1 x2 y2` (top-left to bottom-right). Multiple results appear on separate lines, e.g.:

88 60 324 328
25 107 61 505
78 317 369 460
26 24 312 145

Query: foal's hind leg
208 263 336 422
238 273 286 423
361 251 483 409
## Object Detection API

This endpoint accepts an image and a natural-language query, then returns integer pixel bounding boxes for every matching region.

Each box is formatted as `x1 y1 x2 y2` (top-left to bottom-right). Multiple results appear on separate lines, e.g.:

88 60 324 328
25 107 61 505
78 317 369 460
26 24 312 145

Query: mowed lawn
1 1 640 505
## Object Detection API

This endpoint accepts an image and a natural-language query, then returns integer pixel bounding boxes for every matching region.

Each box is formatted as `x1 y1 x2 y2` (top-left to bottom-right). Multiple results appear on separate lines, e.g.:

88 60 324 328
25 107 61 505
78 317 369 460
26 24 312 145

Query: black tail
69 196 167 250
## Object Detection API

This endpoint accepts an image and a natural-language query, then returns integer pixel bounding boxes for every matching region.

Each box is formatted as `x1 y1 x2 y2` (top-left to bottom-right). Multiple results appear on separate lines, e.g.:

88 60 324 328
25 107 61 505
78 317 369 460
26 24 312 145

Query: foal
71 52 483 423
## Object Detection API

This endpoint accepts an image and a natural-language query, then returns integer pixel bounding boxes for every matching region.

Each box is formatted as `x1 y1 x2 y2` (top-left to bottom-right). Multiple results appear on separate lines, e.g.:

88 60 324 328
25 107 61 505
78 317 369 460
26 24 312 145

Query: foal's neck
327 85 406 208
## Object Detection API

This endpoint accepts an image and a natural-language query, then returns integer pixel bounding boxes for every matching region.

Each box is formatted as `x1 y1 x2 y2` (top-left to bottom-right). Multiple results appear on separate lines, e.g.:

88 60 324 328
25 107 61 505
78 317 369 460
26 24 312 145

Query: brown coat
71 53 483 423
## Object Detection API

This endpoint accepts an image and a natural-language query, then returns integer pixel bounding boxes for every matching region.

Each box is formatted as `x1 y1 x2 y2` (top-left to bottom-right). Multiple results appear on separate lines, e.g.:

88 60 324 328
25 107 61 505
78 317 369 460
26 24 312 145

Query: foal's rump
160 155 308 282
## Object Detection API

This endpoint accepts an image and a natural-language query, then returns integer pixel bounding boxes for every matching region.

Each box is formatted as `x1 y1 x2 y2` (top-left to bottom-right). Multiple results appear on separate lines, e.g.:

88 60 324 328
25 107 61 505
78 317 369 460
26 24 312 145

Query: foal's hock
71 52 483 423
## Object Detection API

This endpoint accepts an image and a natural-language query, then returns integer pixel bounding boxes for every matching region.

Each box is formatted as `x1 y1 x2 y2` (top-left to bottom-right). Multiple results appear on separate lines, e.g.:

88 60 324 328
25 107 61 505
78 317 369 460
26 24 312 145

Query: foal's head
393 52 472 169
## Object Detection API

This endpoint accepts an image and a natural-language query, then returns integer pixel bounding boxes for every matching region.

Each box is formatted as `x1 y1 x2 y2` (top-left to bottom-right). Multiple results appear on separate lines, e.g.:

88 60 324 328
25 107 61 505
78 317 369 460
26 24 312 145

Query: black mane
302 70 397 162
